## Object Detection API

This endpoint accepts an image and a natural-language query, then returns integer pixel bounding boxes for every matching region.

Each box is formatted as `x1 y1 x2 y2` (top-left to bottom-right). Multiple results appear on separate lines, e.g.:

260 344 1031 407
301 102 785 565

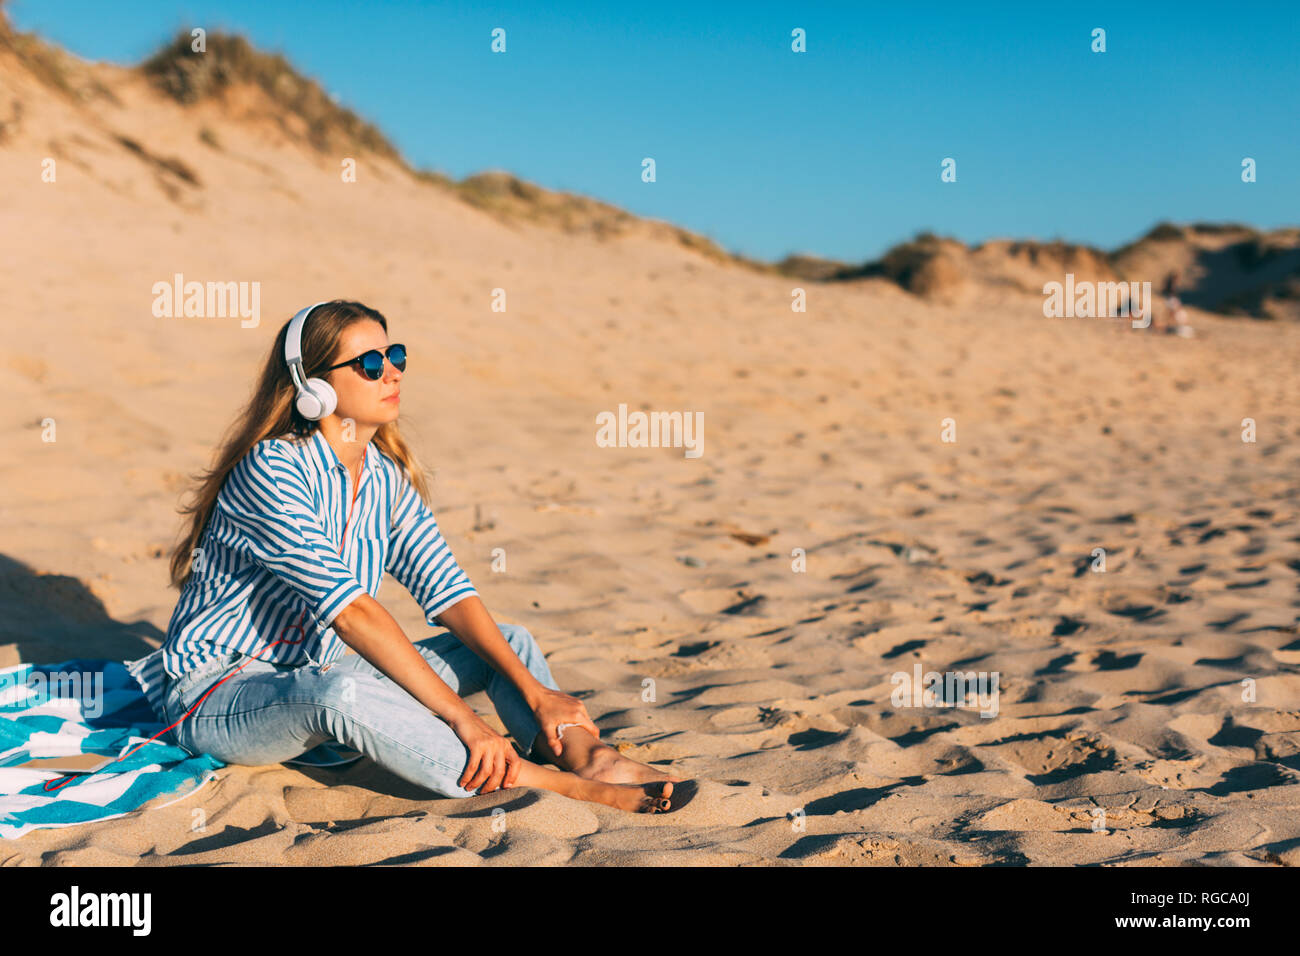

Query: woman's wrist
444 704 485 735
520 677 550 711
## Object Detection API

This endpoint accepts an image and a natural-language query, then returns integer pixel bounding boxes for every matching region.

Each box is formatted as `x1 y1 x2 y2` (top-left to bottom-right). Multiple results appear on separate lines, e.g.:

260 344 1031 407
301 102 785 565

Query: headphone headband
285 300 331 367
284 300 338 421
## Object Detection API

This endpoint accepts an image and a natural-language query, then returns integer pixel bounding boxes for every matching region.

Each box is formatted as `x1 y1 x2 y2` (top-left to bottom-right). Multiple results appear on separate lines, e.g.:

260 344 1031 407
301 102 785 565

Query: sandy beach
2 17 1299 866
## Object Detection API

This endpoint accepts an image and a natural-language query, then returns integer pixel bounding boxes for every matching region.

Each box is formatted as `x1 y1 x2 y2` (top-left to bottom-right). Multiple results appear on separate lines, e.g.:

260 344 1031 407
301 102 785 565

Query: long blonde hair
167 300 431 590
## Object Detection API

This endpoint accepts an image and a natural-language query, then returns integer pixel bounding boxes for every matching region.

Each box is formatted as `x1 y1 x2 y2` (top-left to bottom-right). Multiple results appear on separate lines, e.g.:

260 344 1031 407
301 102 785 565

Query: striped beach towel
2 649 365 839
0 654 222 839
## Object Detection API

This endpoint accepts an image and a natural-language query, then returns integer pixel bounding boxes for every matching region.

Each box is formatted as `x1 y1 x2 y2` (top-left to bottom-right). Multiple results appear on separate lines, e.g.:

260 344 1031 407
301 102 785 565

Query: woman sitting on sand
158 299 691 814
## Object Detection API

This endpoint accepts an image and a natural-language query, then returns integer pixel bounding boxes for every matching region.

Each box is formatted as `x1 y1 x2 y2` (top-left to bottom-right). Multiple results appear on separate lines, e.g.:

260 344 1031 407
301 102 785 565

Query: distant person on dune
150 300 695 814
1161 270 1194 337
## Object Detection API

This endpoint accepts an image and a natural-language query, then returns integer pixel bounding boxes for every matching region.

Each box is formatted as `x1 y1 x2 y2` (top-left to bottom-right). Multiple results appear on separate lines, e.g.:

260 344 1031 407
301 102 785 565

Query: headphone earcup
296 378 338 420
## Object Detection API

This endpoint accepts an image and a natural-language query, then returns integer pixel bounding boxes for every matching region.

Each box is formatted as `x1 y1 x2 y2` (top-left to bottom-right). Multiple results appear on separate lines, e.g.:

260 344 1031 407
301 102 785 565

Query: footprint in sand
979 730 1118 785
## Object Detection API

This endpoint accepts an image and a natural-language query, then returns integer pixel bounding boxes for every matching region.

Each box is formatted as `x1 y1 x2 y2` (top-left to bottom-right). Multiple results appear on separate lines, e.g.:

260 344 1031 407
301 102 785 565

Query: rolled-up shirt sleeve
386 472 478 622
216 441 367 632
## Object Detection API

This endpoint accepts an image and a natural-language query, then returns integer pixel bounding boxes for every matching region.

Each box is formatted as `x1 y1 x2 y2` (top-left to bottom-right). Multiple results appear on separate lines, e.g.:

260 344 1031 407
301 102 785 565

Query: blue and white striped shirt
126 428 477 718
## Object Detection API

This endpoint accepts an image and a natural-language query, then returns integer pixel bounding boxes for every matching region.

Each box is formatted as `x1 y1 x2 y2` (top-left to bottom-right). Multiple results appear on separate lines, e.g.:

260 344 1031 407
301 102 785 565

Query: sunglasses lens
360 351 385 379
388 344 406 372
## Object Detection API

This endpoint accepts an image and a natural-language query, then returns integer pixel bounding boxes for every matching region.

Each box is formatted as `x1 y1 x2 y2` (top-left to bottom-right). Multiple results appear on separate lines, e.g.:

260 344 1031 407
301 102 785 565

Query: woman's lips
382 393 400 403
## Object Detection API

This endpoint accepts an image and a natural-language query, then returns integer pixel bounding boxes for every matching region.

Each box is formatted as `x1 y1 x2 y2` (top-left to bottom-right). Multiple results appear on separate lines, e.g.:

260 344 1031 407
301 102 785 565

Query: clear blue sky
9 0 1298 263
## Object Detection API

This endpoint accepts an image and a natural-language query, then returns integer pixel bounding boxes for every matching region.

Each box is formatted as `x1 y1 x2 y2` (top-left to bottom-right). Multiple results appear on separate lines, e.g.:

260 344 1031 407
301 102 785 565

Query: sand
2 39 1299 867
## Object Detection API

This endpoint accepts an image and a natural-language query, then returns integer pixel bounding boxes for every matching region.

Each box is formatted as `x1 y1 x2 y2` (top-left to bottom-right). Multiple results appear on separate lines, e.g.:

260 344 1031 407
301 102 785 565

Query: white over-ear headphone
285 301 337 420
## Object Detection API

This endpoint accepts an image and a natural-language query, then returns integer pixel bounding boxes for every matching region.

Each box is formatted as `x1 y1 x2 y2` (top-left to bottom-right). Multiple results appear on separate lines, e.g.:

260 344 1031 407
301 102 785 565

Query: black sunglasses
324 343 406 380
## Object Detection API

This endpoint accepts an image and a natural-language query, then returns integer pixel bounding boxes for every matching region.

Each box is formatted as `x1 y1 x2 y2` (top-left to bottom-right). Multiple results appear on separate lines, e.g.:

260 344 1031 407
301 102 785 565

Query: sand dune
2 20 1299 866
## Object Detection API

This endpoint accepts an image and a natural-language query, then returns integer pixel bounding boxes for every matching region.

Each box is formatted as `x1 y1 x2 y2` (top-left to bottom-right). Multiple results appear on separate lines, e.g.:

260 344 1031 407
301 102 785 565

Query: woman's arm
331 593 521 793
332 593 478 727
437 596 600 757
379 467 594 758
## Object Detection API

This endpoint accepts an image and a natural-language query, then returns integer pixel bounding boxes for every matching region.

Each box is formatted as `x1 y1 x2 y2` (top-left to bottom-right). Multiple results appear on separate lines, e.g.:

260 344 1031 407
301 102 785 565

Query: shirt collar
307 427 378 476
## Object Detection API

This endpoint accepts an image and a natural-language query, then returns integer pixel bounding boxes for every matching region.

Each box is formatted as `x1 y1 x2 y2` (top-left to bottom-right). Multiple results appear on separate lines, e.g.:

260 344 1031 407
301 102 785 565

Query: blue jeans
159 624 561 798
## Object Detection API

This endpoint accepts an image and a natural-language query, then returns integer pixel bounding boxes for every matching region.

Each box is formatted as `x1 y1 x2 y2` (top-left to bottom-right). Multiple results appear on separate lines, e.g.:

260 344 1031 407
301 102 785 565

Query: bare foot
578 778 678 814
573 744 684 786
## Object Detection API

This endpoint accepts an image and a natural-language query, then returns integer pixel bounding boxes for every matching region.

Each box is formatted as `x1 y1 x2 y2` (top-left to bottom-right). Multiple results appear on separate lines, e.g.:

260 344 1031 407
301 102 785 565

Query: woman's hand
448 711 521 794
531 688 600 758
